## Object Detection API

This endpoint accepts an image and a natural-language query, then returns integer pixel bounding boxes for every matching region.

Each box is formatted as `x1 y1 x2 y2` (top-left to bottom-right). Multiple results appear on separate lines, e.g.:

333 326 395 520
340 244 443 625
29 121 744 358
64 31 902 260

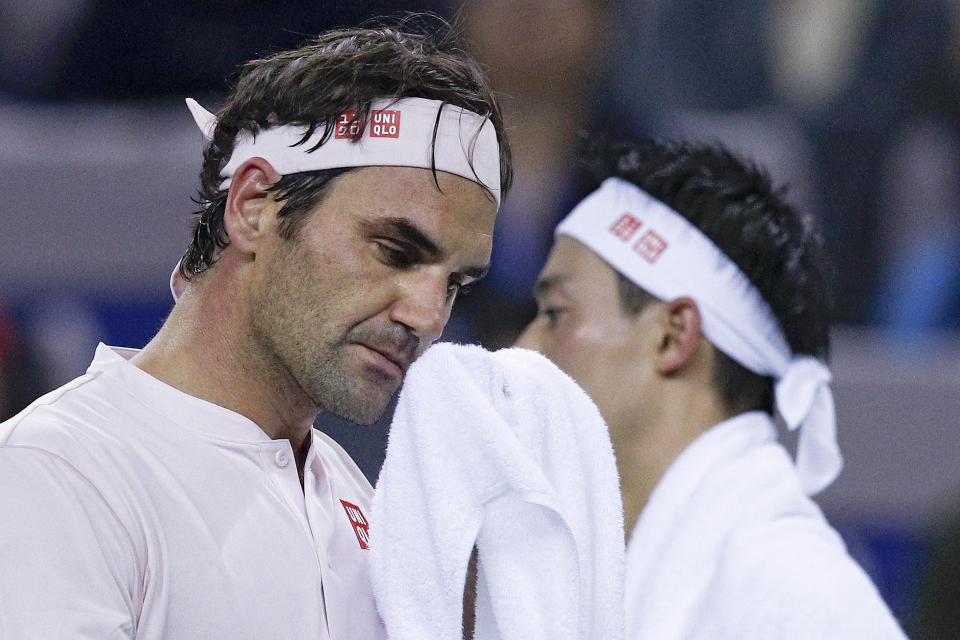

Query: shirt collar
88 342 275 443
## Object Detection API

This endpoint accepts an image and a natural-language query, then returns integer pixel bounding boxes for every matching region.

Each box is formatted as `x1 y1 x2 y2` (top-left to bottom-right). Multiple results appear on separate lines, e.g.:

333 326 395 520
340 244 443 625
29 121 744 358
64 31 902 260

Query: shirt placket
259 440 331 640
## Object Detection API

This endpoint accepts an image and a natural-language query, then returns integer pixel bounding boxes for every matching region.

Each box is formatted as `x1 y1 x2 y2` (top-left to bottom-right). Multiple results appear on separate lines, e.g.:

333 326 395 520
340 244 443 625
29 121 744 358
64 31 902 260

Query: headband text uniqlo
185 96 502 207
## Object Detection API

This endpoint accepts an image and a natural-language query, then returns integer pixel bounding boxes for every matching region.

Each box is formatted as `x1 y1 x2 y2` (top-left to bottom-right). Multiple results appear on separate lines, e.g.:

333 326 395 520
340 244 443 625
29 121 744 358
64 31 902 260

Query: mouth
357 343 412 378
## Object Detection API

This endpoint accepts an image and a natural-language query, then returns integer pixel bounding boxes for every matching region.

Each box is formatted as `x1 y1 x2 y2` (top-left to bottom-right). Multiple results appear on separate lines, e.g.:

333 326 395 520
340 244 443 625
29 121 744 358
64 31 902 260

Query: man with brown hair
0 21 511 639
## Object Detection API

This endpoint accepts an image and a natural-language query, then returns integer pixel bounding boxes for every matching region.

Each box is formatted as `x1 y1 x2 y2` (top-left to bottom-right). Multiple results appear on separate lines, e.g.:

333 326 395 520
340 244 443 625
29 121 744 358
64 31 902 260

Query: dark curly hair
582 137 833 415
181 16 512 278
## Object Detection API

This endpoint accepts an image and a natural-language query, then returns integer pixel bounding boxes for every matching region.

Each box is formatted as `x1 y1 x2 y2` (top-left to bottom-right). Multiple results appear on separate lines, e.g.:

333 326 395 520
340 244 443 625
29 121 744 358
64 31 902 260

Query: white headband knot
775 356 839 494
557 177 842 495
184 96 502 207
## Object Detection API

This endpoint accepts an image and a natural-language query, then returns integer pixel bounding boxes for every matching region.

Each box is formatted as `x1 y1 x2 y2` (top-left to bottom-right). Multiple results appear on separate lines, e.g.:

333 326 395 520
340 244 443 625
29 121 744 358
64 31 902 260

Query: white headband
556 177 841 495
185 96 502 207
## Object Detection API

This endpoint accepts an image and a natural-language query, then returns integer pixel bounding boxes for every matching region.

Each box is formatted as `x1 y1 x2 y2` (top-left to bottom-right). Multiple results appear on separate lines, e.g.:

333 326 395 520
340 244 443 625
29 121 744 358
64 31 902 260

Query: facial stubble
248 239 397 426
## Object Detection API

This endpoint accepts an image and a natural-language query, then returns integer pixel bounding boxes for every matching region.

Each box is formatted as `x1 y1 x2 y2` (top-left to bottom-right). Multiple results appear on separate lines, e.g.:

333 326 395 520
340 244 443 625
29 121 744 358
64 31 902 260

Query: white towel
625 412 907 639
370 343 625 640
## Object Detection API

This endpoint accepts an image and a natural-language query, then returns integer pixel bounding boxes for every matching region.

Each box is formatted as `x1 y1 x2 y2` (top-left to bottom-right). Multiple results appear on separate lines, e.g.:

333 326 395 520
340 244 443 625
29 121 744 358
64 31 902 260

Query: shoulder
0 444 110 509
2 369 108 444
691 516 907 639
1 367 141 461
0 446 141 635
0 372 150 538
0 444 138 552
0 443 92 487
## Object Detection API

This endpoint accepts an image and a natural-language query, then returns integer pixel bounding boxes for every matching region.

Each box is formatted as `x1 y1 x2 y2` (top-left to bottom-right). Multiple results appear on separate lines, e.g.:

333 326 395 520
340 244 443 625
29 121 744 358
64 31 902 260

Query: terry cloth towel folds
626 412 908 639
370 343 625 640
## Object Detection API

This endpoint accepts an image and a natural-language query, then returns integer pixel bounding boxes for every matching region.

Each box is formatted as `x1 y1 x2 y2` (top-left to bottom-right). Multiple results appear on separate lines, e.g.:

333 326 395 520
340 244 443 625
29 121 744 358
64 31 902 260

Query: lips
358 342 414 375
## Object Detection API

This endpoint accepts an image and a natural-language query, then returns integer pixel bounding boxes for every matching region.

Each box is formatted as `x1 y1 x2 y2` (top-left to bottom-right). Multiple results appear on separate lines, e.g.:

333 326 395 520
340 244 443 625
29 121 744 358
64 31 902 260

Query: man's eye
378 242 416 268
541 307 565 325
446 282 460 300
446 280 472 301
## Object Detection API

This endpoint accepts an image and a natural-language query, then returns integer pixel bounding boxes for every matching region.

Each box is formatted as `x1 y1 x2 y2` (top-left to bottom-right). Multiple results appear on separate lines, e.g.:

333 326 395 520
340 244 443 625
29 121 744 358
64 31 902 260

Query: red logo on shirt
369 109 400 138
609 213 642 241
335 112 362 139
340 500 370 549
634 230 668 263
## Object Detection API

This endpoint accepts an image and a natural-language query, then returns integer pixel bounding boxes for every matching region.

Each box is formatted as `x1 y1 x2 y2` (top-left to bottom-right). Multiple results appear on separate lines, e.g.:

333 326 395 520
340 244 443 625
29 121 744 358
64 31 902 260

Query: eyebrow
362 216 490 281
533 274 569 297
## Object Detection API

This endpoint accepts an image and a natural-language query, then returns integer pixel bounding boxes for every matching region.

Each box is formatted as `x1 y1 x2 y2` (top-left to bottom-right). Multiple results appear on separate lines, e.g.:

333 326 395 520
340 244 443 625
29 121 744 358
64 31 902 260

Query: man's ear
223 157 282 256
655 297 703 376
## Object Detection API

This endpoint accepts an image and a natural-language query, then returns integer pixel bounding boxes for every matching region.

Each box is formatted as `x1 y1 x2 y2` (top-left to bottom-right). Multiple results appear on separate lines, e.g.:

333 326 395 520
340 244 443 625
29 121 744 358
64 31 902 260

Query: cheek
558 316 639 419
291 235 388 312
546 321 623 392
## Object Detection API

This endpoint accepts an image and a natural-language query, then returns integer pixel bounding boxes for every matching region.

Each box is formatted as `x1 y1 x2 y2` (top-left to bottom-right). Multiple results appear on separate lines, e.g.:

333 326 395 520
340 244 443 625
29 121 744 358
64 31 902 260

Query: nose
388 271 452 346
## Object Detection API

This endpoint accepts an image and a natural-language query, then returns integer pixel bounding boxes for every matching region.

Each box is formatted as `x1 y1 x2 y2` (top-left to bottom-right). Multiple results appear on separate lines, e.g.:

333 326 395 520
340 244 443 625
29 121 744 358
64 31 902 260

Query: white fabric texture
370 343 625 640
186 96 502 207
0 344 385 640
625 412 907 640
556 177 840 494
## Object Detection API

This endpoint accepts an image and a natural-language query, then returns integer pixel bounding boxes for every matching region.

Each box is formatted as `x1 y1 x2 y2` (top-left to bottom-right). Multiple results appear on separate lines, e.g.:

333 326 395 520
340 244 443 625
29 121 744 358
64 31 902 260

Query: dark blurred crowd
1 1 960 634
2 0 959 344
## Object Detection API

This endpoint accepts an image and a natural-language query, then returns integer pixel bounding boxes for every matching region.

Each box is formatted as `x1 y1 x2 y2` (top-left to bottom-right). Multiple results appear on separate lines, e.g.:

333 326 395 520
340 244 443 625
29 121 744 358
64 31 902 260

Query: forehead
322 166 496 241
539 236 622 300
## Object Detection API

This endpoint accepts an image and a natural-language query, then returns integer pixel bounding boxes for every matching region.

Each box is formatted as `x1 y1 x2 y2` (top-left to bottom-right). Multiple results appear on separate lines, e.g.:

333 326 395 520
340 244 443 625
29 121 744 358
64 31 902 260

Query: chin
315 384 393 426
305 353 402 425
329 402 387 426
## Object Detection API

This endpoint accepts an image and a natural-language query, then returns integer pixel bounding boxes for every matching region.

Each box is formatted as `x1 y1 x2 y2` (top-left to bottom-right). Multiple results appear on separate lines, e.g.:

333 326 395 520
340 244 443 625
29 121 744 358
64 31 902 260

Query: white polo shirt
0 344 386 640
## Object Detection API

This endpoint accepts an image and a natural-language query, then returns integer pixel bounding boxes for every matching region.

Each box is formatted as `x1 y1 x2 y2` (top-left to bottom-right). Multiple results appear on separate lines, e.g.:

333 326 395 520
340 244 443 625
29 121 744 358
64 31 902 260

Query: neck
614 380 730 541
132 263 316 461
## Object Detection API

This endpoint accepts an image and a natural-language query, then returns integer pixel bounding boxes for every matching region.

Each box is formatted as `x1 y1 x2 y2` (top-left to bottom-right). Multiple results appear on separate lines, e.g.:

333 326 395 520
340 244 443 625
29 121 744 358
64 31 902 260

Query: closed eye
446 278 468 302
540 306 566 325
377 241 420 269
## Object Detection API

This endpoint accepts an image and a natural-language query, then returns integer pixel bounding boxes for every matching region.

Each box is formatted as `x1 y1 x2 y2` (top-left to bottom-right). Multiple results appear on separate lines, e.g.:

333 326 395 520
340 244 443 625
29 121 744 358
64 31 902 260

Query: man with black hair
517 138 906 638
0 22 511 638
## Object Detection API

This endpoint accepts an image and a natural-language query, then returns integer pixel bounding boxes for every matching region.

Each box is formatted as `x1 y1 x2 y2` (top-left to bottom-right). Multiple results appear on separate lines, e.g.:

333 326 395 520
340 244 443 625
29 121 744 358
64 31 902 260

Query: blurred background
2 0 959 635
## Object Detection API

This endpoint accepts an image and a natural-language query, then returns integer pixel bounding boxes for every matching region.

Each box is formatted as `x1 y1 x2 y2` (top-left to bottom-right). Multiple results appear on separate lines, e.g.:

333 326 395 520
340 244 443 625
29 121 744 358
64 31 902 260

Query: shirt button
274 450 290 468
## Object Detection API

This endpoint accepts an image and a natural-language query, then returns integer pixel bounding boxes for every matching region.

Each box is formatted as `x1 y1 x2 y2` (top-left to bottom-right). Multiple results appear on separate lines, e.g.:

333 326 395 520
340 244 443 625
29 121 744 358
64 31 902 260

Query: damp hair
180 15 512 278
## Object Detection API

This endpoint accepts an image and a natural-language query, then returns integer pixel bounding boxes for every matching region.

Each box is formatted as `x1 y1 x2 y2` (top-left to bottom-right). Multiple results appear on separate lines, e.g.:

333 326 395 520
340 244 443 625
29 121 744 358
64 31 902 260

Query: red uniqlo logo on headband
335 112 361 139
609 213 642 241
634 230 668 263
369 109 401 138
340 499 370 549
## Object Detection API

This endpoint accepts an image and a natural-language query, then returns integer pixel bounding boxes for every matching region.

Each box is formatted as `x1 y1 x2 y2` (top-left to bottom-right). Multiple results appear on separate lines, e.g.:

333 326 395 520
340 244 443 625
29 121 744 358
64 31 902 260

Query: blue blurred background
2 1 959 635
